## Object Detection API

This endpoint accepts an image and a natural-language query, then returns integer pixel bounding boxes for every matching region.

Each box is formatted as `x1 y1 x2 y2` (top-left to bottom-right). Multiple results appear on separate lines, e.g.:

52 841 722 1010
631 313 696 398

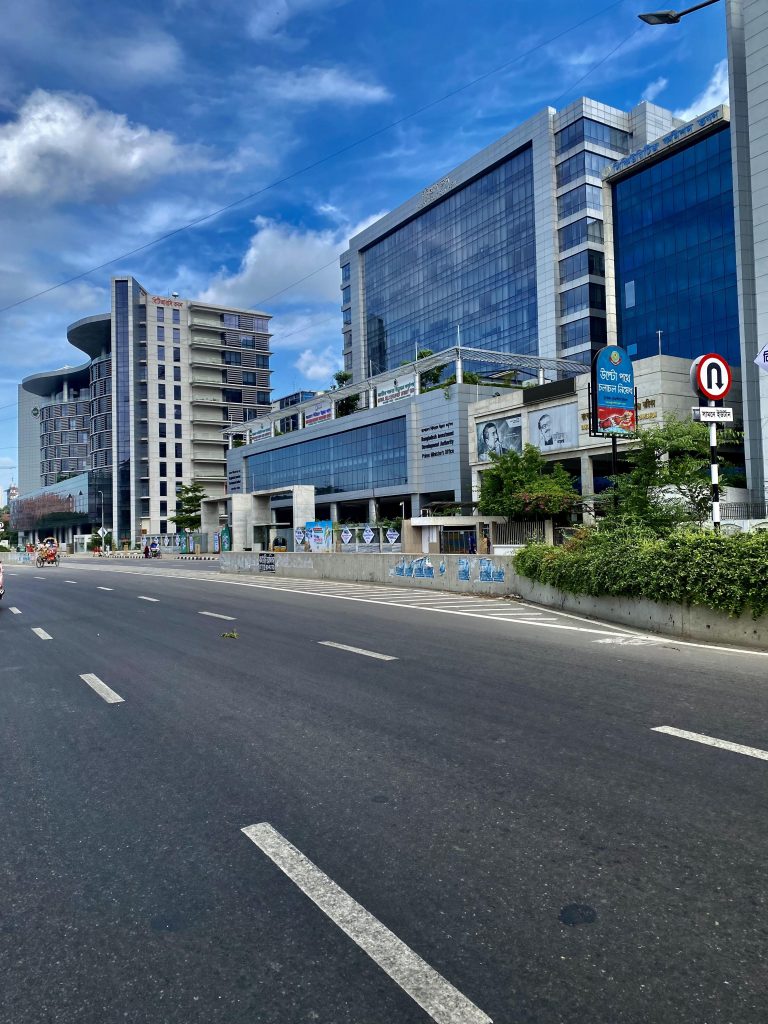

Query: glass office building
341 98 680 382
610 122 739 364
362 147 537 373
245 417 408 495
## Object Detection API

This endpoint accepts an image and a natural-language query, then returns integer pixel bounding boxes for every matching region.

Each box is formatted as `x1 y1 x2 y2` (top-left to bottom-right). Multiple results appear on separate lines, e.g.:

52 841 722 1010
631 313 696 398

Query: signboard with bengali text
591 346 636 436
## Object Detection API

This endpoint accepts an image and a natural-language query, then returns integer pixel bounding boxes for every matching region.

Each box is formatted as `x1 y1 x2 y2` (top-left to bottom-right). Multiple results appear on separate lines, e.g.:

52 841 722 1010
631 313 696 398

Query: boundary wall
219 551 768 650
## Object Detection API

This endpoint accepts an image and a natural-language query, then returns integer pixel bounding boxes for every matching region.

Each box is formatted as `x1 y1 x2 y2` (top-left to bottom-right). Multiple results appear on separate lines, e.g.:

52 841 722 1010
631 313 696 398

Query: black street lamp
638 0 720 25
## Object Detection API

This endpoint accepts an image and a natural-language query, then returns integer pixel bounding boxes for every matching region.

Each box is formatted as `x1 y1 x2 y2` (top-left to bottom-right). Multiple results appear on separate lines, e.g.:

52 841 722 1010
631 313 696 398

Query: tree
330 370 360 417
606 419 716 532
478 444 579 520
170 482 208 532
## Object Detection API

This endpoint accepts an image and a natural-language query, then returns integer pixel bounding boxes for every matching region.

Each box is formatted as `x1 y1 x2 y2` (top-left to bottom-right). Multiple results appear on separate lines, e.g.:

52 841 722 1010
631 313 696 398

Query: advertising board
591 346 636 436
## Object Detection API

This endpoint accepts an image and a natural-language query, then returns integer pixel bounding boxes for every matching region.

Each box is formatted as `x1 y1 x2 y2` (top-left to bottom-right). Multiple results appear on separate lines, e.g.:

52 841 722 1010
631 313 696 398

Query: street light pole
638 0 720 25
97 490 104 532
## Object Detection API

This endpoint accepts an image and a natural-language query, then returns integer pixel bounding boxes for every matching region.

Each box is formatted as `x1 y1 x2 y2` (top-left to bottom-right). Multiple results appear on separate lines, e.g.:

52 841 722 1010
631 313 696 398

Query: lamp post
97 490 104 532
638 0 720 25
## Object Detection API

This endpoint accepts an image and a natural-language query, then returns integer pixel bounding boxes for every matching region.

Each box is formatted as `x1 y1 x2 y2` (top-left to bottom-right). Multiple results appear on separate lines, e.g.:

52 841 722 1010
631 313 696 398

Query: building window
223 351 242 365
158 403 166 418
158 364 166 380
343 308 352 324
157 325 165 341
243 372 257 385
240 336 256 349
557 184 602 220
556 150 610 188
559 249 605 284
159 442 167 457
558 217 604 252
157 345 165 361
559 316 607 349
160 501 167 516
159 422 167 438
173 385 181 400
159 462 167 477
173 366 181 381
341 263 351 282
174 404 182 419
341 286 351 305
175 462 183 477
223 389 243 403
158 383 166 399
174 423 182 438
257 391 270 404
173 347 180 362
160 520 167 533
160 481 167 496
175 443 183 458
157 307 164 322
173 328 180 342
555 117 631 156
172 308 180 324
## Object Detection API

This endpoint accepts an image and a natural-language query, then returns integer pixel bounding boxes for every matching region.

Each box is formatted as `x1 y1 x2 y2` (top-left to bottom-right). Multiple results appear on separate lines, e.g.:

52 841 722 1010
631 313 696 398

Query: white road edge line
60 564 768 658
318 640 398 661
242 823 492 1024
31 627 52 640
137 596 159 602
9 607 22 614
80 673 124 704
198 610 236 621
652 726 768 761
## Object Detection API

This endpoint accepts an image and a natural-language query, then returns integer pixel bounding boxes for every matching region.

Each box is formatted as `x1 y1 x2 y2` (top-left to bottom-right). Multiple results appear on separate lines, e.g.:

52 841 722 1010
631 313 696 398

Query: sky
0 0 731 500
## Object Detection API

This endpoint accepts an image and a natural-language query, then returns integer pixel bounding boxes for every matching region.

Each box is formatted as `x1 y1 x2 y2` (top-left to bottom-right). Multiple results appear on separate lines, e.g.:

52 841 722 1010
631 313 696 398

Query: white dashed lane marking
137 596 159 602
97 586 114 591
9 607 22 615
652 726 768 762
318 641 398 661
198 611 236 621
31 627 52 640
242 823 492 1024
80 673 124 704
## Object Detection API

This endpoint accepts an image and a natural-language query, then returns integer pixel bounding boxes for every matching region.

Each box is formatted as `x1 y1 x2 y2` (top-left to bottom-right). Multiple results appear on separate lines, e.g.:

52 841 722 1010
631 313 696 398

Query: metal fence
720 501 767 520
491 520 546 546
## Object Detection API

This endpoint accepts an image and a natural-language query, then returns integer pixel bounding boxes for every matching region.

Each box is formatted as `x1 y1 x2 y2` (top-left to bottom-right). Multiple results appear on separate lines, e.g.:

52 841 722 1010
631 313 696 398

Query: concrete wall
218 551 768 649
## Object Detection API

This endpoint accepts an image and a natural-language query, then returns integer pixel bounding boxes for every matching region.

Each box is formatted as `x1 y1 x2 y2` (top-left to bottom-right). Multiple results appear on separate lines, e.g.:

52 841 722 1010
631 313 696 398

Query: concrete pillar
580 453 595 525
368 498 377 523
329 502 339 523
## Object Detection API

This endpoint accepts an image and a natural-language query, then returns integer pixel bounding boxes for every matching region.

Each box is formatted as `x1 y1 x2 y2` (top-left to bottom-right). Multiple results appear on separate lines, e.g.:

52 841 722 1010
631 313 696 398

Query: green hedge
514 527 768 618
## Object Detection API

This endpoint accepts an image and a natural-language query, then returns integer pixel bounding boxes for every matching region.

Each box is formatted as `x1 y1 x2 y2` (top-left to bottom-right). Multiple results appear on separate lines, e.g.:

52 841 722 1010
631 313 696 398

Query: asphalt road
2 557 768 1024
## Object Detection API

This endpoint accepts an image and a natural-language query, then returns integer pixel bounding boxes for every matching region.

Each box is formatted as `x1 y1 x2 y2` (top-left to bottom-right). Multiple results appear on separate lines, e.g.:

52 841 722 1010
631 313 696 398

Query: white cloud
294 344 342 383
642 76 668 103
247 0 349 43
674 59 729 121
0 456 15 468
200 211 384 310
258 66 390 105
0 90 207 203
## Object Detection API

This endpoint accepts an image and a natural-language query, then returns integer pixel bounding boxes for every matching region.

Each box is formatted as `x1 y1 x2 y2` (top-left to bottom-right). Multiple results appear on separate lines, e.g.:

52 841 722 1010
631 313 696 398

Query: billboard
305 520 333 552
248 419 273 442
476 415 522 462
304 399 333 426
591 346 636 436
527 403 578 451
377 375 416 405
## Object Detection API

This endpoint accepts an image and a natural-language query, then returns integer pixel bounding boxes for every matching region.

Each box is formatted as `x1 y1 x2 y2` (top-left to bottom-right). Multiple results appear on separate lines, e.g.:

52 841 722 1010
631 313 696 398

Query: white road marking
242 823 492 1024
97 586 114 591
34 576 46 580
198 610 236 621
318 641 398 661
80 673 124 704
64 580 78 584
594 635 663 646
31 627 52 640
9 606 22 614
652 726 768 761
137 596 159 602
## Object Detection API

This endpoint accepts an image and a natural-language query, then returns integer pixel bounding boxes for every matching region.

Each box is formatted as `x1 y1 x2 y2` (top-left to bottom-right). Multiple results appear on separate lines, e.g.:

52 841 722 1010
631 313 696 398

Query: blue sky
0 0 730 499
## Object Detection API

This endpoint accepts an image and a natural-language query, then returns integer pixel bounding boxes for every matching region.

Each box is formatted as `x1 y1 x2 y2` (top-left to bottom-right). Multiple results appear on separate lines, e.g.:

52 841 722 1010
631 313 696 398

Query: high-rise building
15 276 272 545
603 106 740 364
339 98 680 382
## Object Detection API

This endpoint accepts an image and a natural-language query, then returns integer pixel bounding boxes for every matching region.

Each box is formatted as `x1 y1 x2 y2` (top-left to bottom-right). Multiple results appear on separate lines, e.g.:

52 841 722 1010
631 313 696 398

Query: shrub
514 527 768 618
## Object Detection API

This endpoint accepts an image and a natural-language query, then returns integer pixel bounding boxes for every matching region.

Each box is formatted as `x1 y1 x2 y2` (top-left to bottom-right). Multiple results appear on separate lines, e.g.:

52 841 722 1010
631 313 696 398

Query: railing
720 501 767 520
491 520 546 546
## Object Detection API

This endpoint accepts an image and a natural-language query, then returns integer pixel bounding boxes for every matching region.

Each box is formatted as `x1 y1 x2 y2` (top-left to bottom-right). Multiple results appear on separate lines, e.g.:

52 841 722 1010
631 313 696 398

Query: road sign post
690 354 732 535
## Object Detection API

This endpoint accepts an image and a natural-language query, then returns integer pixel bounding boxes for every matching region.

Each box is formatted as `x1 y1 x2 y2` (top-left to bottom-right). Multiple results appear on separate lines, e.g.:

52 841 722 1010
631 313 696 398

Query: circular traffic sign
691 353 732 401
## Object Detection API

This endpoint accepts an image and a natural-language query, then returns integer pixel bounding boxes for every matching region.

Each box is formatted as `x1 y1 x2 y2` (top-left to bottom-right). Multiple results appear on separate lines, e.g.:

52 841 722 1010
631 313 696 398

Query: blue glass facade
246 417 407 495
613 126 739 364
362 146 537 373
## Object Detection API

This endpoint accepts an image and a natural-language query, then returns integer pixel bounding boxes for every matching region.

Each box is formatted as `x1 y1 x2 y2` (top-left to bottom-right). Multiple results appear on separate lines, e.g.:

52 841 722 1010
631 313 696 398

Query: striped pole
709 400 720 533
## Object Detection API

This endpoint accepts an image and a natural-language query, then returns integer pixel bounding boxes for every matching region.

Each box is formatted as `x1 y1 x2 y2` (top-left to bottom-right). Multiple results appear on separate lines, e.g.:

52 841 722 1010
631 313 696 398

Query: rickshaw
36 537 60 567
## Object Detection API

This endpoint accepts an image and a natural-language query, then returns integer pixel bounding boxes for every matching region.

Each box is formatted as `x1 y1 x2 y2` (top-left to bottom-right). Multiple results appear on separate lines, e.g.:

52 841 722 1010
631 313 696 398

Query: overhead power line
0 0 627 317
